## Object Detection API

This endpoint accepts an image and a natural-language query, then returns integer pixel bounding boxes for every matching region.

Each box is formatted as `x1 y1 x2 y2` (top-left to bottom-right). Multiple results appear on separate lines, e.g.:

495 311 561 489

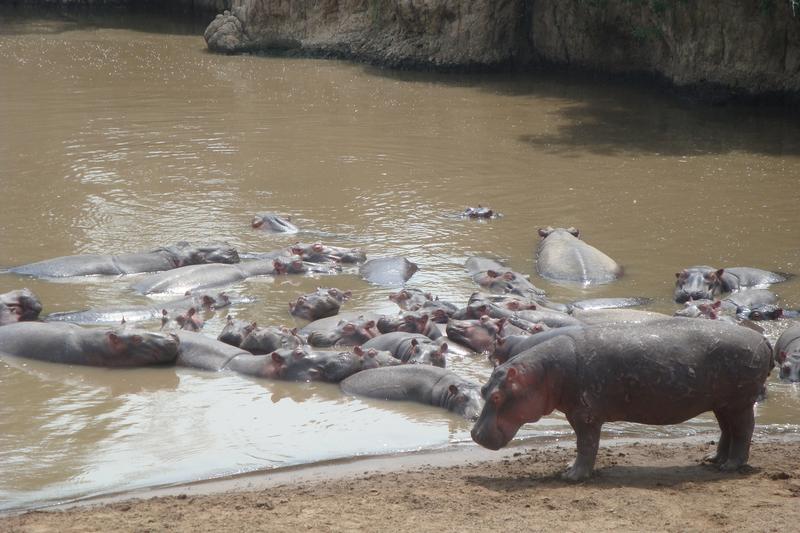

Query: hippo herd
1 212 798 480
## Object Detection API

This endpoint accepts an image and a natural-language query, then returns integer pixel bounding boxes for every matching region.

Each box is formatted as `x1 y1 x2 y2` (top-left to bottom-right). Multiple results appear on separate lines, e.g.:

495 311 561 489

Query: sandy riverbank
2 435 799 532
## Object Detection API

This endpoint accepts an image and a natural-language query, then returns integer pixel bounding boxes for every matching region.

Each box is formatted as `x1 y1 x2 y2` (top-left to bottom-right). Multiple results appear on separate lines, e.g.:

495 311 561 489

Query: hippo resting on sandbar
8 242 239 278
0 322 179 366
775 325 800 382
536 227 622 285
471 318 773 480
673 266 788 303
0 289 43 326
340 365 484 420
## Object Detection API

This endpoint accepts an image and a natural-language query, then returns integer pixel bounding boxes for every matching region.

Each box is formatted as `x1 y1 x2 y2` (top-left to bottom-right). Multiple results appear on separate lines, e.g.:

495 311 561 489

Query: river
1 8 799 512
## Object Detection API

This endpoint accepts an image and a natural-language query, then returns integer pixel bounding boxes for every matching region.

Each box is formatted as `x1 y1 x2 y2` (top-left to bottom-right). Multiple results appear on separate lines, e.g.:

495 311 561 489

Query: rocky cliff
204 0 800 101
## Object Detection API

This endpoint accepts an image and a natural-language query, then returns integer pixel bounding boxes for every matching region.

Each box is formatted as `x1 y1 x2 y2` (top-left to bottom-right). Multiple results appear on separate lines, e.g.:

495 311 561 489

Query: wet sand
3 435 799 532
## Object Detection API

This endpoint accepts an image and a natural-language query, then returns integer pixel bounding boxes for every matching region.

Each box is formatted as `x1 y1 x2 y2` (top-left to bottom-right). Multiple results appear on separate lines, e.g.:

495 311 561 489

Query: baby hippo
289 288 351 321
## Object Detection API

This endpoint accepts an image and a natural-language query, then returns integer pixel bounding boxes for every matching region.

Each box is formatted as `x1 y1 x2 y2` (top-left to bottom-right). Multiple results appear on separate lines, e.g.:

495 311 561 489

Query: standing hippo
471 319 773 480
359 257 418 286
0 288 42 325
673 266 787 303
251 213 299 233
362 331 448 367
536 227 622 285
775 325 800 382
9 242 239 278
0 322 180 367
340 365 484 419
289 288 351 321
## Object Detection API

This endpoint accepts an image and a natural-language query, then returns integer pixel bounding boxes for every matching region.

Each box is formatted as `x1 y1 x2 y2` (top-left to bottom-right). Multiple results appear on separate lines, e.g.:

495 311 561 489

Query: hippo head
165 242 240 266
273 256 306 275
741 305 783 321
251 213 299 233
0 288 42 324
538 226 579 239
104 328 180 367
674 300 721 319
198 292 232 310
471 359 556 450
218 317 257 347
174 307 203 331
270 347 318 381
674 268 725 304
445 316 505 353
778 350 800 382
445 383 484 420
353 346 400 370
308 318 377 347
407 338 447 368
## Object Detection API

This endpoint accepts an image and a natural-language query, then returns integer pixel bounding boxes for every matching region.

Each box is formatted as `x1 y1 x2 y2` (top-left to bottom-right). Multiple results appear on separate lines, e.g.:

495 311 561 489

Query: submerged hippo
536 227 622 285
251 213 299 233
362 331 448 367
359 257 418 286
0 322 180 367
461 205 500 219
0 288 43 325
673 266 787 303
289 288 351 321
471 319 773 480
131 258 302 295
341 365 484 420
291 242 366 264
9 242 239 278
775 325 800 382
388 288 433 311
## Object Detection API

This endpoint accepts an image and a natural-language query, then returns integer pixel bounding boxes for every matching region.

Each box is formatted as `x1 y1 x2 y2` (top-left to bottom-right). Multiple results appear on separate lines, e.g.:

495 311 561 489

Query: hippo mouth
471 411 514 450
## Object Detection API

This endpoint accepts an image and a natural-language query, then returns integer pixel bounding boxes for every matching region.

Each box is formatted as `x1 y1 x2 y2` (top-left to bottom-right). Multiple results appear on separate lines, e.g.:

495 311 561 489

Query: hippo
388 288 433 311
569 308 671 326
419 299 460 323
0 288 43 325
303 314 380 347
251 213 299 233
567 297 651 312
775 325 800 382
359 257 419 286
461 205 500 219
673 266 787 303
362 331 448 367
0 322 180 367
465 257 506 275
472 269 545 296
9 242 239 278
340 365 484 420
239 325 304 354
46 291 232 325
492 327 584 366
673 290 779 320
289 288 351 321
471 319 773 480
168 307 204 331
131 258 302 295
218 316 258 347
446 316 508 353
291 242 366 264
536 227 622 285
376 311 442 340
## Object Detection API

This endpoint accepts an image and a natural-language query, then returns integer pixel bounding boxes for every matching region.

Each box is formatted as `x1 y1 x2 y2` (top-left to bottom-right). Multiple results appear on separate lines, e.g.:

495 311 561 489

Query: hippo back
536 228 621 285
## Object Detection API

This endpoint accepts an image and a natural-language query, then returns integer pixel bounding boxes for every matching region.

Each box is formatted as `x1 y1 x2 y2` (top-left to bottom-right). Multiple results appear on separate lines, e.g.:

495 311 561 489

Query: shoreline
4 433 800 531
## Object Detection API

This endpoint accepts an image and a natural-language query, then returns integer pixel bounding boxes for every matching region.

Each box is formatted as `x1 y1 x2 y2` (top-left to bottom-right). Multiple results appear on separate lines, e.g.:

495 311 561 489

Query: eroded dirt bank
3 438 799 532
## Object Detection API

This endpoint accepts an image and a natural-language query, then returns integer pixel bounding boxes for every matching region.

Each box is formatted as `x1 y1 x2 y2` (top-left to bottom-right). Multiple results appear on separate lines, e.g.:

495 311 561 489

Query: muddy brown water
1 8 799 512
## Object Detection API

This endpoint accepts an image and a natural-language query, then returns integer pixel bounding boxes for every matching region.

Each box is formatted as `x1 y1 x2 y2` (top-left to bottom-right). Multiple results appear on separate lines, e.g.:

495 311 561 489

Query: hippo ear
342 323 356 334
107 332 121 347
252 217 264 228
675 272 682 279
290 327 298 336
566 227 580 237
538 227 552 238
411 339 419 346
439 342 448 354
448 384 459 396
506 367 517 382
342 290 352 301
711 301 722 309
271 352 285 365
778 351 787 364
716 268 725 278
365 320 375 329
201 295 215 308
353 345 364 356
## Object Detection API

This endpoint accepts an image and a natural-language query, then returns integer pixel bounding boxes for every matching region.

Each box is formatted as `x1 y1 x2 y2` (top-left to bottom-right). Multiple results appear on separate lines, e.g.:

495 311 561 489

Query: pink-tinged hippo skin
9 242 239 278
776 325 800 382
0 288 42 326
0 322 179 367
536 227 622 285
673 266 787 303
471 318 773 481
341 365 484 420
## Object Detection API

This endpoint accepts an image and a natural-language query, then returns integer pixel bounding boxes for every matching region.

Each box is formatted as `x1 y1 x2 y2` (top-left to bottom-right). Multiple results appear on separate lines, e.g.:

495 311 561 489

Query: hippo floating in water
8 242 239 278
536 227 622 285
251 213 299 233
289 288 351 322
461 205 501 219
341 365 484 420
0 288 42 325
376 311 442 340
290 242 366 264
359 257 419 286
0 322 180 367
775 325 800 382
471 319 773 480
362 331 448 367
673 266 787 303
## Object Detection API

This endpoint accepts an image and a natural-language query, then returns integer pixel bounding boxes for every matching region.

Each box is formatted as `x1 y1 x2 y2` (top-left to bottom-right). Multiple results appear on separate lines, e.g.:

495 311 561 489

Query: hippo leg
718 407 754 472
563 415 602 481
705 409 732 465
